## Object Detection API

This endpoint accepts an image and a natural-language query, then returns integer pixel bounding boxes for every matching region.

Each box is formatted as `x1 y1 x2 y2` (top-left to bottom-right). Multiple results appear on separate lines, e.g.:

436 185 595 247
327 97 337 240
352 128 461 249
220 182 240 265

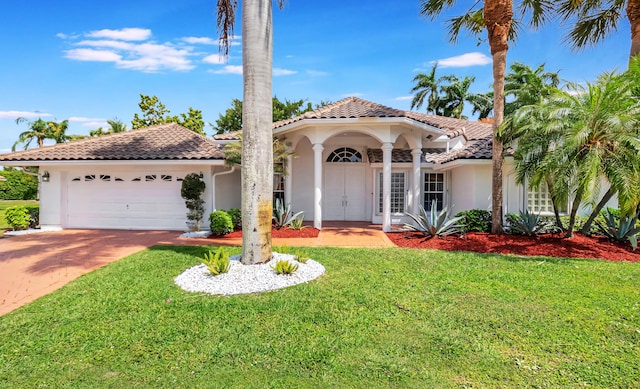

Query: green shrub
455 209 491 233
227 208 242 230
0 168 38 200
271 259 299 275
181 173 206 231
209 210 233 236
26 206 39 228
4 206 31 230
404 200 463 238
202 247 231 275
293 250 310 264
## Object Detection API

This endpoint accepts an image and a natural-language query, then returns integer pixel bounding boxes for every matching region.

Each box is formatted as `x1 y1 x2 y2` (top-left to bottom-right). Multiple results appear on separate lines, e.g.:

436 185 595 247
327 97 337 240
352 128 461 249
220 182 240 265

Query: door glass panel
378 172 406 214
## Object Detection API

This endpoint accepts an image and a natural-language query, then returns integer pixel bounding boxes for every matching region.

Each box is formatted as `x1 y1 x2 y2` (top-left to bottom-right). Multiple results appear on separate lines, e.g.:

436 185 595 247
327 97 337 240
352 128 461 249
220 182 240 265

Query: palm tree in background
438 74 477 119
467 91 494 119
511 65 640 237
504 62 560 116
217 0 285 265
410 63 444 114
107 118 127 133
12 118 71 151
558 0 640 58
420 0 552 233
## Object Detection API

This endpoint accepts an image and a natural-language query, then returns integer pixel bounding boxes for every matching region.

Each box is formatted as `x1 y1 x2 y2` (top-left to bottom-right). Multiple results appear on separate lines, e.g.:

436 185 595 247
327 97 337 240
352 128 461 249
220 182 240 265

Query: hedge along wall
0 168 38 200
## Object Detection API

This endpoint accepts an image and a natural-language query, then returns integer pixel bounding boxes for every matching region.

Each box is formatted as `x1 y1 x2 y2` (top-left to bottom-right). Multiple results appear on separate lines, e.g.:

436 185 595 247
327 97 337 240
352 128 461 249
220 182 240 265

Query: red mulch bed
386 231 640 262
214 227 320 239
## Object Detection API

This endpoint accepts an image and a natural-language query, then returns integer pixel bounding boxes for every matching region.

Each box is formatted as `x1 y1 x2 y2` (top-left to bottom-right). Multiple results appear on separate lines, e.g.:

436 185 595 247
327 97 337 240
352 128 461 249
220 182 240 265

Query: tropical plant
181 173 206 231
595 208 640 250
217 0 285 264
506 210 559 236
223 135 295 175
209 210 234 236
12 118 71 151
273 198 304 230
4 206 31 230
131 94 206 135
404 200 463 238
271 259 299 275
510 64 640 238
202 247 231 275
557 0 640 58
292 250 310 264
438 74 478 119
227 208 242 230
410 63 444 113
288 216 306 231
467 91 494 119
455 209 492 233
420 0 561 233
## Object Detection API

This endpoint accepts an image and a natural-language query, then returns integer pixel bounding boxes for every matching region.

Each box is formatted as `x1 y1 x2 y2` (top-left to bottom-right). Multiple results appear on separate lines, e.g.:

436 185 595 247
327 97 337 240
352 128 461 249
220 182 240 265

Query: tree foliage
0 167 38 200
12 118 71 151
131 94 206 135
212 97 322 134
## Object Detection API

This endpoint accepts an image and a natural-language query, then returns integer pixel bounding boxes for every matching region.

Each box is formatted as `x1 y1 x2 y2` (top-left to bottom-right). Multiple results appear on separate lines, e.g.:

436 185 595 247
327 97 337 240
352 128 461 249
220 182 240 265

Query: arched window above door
326 147 363 163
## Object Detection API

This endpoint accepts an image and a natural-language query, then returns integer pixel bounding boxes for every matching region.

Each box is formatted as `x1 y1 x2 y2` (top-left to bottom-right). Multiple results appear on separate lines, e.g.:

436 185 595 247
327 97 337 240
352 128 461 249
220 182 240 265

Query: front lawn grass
1 246 639 388
0 199 38 229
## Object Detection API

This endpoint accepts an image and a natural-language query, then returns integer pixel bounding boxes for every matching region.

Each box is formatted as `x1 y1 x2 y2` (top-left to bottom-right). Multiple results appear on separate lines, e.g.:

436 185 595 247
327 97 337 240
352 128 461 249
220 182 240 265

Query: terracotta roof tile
0 123 225 162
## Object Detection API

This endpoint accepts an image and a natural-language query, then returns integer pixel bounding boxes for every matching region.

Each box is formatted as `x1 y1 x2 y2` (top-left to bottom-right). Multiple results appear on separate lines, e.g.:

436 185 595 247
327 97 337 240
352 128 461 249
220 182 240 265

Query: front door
324 164 367 221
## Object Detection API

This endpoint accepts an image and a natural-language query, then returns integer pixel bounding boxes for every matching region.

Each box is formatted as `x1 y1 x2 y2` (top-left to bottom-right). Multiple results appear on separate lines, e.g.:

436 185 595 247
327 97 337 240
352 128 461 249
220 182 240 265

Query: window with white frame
378 172 406 214
273 173 285 205
423 172 445 211
527 182 565 214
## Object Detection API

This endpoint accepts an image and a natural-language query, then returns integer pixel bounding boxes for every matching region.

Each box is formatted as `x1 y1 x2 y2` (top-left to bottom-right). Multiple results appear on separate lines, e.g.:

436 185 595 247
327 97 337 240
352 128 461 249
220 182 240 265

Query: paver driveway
0 229 181 316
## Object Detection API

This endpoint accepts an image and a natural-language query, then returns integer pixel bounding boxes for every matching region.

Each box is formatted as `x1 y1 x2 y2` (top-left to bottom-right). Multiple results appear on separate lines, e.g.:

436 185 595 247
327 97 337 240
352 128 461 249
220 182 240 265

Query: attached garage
0 124 226 231
65 170 192 230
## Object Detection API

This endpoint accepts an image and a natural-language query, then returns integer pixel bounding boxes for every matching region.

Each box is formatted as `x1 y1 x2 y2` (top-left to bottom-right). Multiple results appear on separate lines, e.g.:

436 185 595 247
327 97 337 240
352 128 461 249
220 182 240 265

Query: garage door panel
67 170 193 230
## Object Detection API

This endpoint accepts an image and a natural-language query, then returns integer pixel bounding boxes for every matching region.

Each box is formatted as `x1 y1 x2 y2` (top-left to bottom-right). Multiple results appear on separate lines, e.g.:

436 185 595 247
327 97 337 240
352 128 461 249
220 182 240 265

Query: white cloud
306 69 329 77
210 65 243 75
183 37 216 45
0 111 53 119
394 95 413 101
273 68 297 76
65 48 122 62
430 52 492 68
86 28 151 41
68 116 105 123
203 54 226 64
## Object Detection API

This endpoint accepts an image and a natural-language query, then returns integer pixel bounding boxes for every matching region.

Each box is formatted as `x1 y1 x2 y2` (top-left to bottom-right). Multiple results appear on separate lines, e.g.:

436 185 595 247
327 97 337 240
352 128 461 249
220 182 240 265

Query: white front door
324 164 367 221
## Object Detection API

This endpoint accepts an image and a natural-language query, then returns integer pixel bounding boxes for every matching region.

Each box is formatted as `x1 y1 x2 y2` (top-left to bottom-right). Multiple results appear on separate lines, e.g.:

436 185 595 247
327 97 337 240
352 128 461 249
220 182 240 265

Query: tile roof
0 123 225 162
366 139 493 165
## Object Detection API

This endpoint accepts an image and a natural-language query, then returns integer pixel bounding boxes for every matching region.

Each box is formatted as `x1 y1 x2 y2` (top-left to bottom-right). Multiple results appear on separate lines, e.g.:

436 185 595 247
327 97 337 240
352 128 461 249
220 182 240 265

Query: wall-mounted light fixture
42 171 50 182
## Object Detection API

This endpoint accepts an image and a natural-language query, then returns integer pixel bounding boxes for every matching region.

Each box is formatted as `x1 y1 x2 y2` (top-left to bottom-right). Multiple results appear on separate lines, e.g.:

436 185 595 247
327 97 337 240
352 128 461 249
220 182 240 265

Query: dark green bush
181 173 206 231
4 206 31 230
227 208 242 230
455 209 491 232
0 168 38 200
209 210 233 236
26 206 39 228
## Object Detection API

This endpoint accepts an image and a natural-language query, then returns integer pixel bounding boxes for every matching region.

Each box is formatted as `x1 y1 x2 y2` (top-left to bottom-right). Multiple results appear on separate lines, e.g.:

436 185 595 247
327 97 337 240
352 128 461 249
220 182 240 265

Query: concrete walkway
0 224 393 316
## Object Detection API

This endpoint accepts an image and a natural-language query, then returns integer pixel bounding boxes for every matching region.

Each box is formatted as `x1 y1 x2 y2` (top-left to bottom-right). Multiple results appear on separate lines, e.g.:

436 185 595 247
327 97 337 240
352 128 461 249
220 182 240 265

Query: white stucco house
0 97 564 232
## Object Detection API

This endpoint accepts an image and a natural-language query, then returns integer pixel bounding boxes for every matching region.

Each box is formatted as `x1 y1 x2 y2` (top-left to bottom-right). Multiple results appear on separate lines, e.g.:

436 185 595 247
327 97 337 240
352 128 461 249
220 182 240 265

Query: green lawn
0 200 38 230
1 246 639 388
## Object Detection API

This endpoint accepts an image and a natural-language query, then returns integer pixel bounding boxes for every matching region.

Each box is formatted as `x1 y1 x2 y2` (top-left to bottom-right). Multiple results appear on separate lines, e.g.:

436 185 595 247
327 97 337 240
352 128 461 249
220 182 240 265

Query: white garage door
67 172 191 230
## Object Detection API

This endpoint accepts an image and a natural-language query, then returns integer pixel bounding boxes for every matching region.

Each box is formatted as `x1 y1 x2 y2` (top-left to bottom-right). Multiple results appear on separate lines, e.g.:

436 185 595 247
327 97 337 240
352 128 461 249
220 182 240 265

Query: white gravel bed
180 231 212 238
3 226 63 236
174 252 325 295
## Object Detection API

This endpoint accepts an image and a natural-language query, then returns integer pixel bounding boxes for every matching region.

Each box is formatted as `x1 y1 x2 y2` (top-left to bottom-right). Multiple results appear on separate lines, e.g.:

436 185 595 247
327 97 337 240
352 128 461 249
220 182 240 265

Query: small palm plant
202 247 231 276
403 200 463 238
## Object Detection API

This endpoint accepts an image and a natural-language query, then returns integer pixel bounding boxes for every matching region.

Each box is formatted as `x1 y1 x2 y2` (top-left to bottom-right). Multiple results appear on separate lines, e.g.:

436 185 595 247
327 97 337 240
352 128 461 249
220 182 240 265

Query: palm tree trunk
580 187 617 235
628 0 640 57
484 0 513 234
566 188 584 238
241 0 274 264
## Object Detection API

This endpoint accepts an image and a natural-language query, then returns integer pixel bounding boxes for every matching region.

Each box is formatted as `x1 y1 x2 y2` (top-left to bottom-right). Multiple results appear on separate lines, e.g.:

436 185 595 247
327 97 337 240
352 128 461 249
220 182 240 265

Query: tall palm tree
512 67 640 237
558 0 640 58
46 119 70 144
107 118 127 133
217 0 284 265
421 0 549 233
467 91 494 119
410 63 444 114
504 62 560 115
12 118 50 151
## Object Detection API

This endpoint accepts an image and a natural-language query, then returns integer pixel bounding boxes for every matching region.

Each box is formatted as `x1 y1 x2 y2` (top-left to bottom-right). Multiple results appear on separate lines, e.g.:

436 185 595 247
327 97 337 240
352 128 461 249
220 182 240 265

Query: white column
313 143 324 229
382 142 393 232
285 154 293 204
412 148 422 216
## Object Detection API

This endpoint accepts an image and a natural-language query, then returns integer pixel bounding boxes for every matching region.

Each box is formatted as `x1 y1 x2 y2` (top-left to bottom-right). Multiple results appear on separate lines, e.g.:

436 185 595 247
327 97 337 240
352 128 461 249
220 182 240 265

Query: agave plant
403 200 463 238
507 210 559 236
273 198 304 230
202 247 231 276
595 209 640 250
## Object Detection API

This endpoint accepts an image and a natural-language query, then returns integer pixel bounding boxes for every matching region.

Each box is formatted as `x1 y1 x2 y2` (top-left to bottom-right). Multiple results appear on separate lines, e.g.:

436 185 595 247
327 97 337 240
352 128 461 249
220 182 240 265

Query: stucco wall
291 138 315 219
213 167 241 211
449 164 493 215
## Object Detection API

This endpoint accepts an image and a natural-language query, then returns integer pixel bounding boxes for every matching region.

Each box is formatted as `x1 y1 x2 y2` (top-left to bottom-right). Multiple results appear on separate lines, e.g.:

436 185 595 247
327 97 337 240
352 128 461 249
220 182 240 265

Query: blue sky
0 0 630 154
